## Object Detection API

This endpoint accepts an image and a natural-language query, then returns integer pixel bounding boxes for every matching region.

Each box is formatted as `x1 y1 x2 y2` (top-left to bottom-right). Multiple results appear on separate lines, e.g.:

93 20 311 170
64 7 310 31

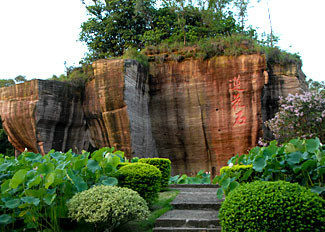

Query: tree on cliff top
79 0 250 62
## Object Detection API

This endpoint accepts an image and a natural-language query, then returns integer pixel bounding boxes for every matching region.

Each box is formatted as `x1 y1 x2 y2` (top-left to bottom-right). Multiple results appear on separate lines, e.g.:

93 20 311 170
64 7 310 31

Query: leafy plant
215 138 325 199
169 170 211 185
0 147 122 231
139 158 171 189
67 185 149 232
115 163 162 204
219 181 325 232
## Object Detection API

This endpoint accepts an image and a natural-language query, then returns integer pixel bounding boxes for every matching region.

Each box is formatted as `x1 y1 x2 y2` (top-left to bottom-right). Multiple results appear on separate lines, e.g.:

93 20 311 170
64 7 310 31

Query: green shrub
220 164 255 183
219 181 325 232
116 162 130 169
67 185 149 232
116 163 162 203
139 158 171 188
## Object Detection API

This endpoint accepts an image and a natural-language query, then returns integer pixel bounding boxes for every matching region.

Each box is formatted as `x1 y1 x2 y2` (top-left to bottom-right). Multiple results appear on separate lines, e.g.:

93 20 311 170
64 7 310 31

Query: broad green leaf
310 186 325 194
1 179 11 194
21 196 40 206
45 172 56 189
284 143 296 153
0 162 12 172
107 155 120 169
24 152 42 162
43 194 57 205
306 138 320 153
9 169 28 189
212 175 219 185
287 152 303 165
216 188 224 199
169 175 179 184
73 158 87 171
38 162 55 174
253 156 266 172
196 170 204 177
101 177 118 186
0 214 13 225
87 160 101 173
241 168 253 182
301 160 317 171
177 174 188 184
24 189 46 198
27 175 42 189
66 170 88 192
221 177 231 190
229 181 240 191
5 198 20 209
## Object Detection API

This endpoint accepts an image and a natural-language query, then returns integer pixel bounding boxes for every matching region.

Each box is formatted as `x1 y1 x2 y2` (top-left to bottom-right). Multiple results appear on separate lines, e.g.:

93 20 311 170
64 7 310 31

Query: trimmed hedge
139 158 171 188
116 162 130 169
116 163 162 203
219 181 325 232
220 164 255 183
67 186 149 231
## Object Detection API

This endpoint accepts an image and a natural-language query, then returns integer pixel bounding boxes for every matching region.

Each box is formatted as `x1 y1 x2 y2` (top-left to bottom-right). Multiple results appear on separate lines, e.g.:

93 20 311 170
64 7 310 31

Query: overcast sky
0 0 324 81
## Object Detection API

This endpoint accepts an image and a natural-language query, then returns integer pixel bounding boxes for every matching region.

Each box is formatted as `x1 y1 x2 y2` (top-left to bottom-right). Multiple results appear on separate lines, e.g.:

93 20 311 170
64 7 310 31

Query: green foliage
261 46 302 66
169 170 211 184
0 118 14 156
67 185 149 232
50 64 93 88
0 147 122 231
217 138 325 199
79 0 248 62
122 48 149 69
219 181 325 232
116 163 162 204
139 158 171 188
219 164 255 183
80 0 156 61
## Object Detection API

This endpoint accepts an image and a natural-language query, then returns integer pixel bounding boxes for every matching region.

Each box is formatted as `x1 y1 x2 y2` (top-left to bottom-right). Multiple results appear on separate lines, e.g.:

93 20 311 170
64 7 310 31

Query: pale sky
0 0 324 82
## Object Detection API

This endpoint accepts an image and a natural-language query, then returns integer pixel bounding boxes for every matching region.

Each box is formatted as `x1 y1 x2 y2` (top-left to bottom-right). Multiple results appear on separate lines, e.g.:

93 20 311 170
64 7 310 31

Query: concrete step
155 209 220 228
153 227 222 232
170 187 220 193
169 184 219 189
171 192 223 210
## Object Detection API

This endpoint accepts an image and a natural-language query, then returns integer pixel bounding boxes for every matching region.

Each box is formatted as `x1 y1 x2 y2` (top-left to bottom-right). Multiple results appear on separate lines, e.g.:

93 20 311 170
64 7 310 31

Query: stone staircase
153 184 223 232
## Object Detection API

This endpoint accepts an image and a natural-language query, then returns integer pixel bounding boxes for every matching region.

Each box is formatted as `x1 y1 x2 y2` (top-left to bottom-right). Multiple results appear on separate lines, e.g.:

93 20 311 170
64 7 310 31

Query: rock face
0 80 88 154
149 55 267 174
261 63 308 140
84 59 157 157
0 55 307 175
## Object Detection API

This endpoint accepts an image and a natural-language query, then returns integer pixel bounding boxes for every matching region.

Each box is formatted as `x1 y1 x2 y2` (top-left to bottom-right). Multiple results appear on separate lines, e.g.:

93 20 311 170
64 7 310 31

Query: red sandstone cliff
0 54 307 175
0 80 88 154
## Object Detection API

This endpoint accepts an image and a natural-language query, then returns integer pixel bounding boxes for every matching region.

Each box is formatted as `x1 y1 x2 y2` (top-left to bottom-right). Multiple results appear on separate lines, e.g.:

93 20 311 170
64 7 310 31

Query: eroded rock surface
149 55 267 174
0 56 307 175
261 63 308 140
84 59 157 157
0 80 88 154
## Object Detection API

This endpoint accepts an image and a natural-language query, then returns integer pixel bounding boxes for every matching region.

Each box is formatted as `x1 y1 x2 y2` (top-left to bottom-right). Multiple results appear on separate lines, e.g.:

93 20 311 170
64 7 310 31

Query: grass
115 189 179 232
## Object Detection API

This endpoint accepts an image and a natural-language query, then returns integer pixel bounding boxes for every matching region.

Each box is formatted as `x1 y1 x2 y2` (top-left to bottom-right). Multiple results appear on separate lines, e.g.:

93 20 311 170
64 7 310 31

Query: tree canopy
80 0 254 62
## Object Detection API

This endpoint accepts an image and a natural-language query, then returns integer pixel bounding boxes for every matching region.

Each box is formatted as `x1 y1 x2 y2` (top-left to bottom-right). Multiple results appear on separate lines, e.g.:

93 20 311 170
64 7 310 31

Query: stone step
153 227 222 232
171 192 223 210
155 209 220 228
169 184 219 189
170 187 220 193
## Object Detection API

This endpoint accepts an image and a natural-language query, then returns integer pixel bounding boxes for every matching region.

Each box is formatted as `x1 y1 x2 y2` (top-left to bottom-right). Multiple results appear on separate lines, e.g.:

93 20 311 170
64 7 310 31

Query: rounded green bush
67 185 149 232
116 163 162 203
219 181 325 232
139 158 171 188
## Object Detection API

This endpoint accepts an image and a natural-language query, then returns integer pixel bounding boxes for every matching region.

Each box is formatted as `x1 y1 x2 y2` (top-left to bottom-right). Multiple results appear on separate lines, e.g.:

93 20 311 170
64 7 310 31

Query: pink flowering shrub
265 91 325 143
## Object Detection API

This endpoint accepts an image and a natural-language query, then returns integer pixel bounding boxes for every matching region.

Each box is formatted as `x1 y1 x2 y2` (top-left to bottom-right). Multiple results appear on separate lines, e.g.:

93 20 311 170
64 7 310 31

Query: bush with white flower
265 91 325 143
